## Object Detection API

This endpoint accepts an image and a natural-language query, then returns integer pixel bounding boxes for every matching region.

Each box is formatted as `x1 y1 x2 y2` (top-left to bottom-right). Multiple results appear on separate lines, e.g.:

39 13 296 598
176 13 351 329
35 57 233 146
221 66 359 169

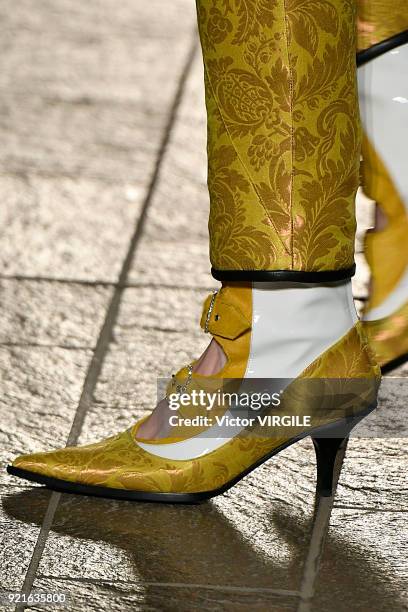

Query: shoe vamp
13 428 283 494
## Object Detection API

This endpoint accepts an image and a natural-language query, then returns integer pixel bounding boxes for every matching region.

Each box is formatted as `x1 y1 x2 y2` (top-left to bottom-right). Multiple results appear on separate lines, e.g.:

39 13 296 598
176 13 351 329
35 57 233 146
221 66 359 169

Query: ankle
247 281 358 378
371 204 388 232
194 339 227 376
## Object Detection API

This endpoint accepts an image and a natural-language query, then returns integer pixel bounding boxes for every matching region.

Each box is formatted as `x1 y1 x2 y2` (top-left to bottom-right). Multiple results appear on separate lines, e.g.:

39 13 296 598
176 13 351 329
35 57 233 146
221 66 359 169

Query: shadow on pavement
2 487 404 611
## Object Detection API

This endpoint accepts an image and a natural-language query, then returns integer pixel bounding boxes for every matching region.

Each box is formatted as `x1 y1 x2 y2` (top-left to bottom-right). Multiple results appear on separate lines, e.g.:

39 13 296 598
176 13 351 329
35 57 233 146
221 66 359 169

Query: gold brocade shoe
358 35 408 370
362 219 408 370
8 283 380 503
363 302 408 371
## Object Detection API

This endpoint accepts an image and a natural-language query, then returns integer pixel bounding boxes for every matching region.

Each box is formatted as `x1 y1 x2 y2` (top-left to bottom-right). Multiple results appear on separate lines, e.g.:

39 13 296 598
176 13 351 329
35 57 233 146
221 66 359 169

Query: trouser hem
211 266 356 283
357 29 408 66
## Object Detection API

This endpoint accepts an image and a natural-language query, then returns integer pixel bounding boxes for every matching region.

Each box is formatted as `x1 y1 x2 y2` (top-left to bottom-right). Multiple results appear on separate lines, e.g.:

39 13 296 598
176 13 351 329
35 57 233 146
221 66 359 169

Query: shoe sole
381 351 408 374
7 405 376 504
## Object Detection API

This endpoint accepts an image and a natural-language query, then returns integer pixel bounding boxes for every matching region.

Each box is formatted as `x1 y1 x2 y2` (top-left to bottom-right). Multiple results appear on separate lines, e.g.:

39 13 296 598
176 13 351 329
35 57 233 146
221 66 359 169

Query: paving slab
0 176 144 282
3 346 405 608
0 346 92 485
0 0 196 282
342 378 408 443
0 0 196 101
0 279 112 347
114 286 208 341
128 239 215 289
5 451 314 594
90 329 208 412
124 49 215 290
2 435 406 609
333 379 408 511
0 92 165 182
313 509 408 612
0 485 44 592
0 1 196 181
334 448 408 511
141 55 210 245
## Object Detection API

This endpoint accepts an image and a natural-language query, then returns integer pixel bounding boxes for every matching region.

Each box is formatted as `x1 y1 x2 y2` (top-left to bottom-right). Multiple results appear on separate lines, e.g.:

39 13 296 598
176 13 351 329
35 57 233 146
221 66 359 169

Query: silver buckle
167 363 193 399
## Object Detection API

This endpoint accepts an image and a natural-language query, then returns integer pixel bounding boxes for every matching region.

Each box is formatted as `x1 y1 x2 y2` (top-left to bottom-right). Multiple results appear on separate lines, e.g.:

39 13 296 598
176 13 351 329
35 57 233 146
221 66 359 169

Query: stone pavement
0 2 407 611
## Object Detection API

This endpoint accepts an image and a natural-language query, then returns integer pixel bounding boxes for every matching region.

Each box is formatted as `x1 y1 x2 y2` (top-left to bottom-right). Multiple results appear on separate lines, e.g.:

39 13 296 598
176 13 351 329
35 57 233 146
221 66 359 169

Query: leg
198 0 360 280
8 2 380 502
141 0 365 439
358 2 408 367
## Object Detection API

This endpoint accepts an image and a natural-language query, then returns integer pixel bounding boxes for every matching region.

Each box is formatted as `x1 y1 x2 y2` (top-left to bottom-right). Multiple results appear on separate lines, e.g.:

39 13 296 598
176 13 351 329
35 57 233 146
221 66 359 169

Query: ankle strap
200 290 251 340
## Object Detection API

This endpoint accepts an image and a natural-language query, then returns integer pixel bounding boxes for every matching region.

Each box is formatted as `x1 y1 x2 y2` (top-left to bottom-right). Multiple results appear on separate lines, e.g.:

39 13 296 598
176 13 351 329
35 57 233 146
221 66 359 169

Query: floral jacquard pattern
196 0 360 273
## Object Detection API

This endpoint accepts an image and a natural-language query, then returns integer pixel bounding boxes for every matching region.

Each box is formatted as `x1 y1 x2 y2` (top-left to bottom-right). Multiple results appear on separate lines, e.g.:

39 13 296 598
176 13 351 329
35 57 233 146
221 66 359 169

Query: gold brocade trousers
195 0 408 282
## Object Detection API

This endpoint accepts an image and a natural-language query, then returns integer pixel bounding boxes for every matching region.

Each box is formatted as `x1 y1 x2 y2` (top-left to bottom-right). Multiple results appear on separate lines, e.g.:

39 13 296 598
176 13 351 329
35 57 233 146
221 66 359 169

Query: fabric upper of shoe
363 215 408 366
12 286 380 494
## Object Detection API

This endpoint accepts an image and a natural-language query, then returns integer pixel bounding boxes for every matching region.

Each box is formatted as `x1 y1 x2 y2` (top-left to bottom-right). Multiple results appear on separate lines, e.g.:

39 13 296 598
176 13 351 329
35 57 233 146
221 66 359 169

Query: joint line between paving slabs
15 32 199 611
0 273 117 287
15 493 61 612
35 574 300 597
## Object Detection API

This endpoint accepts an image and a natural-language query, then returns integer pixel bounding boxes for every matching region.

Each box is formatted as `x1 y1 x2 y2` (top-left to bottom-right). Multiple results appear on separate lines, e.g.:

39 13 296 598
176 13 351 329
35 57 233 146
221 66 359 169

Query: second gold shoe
7 283 380 503
362 218 408 370
358 36 408 370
